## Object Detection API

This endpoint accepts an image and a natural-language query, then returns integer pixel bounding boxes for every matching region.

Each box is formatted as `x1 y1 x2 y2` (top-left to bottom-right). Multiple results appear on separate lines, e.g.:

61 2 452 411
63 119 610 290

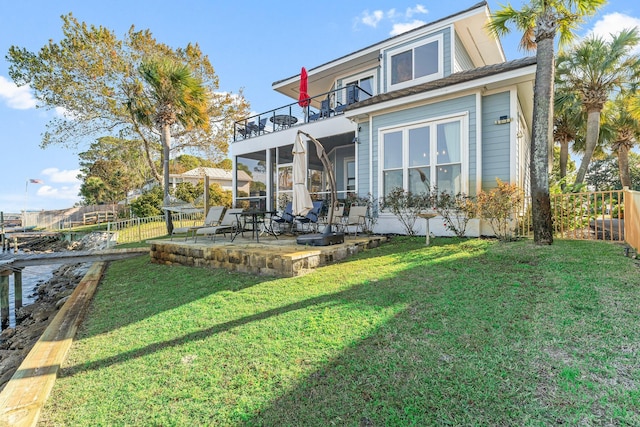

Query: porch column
266 149 273 211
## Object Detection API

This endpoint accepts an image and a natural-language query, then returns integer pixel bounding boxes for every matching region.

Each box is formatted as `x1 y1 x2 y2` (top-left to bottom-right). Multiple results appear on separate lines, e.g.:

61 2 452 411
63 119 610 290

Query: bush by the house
476 179 524 242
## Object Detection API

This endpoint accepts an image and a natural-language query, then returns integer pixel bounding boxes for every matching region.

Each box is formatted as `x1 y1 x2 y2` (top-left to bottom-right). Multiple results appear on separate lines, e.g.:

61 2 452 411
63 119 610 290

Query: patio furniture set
170 203 370 244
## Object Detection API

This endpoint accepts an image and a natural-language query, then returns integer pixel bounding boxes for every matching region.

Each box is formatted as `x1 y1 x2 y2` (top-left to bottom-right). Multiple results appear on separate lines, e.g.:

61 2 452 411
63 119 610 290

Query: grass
39 238 640 426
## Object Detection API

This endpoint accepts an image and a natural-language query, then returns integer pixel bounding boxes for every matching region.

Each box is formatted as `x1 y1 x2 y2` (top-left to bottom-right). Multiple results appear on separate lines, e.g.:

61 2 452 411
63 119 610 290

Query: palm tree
127 57 210 233
556 28 640 187
487 0 604 245
602 93 640 188
553 87 585 190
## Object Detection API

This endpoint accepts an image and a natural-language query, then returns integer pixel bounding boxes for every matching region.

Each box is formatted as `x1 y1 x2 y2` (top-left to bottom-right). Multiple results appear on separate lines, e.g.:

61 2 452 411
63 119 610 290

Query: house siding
359 94 477 200
454 32 474 72
357 124 371 196
481 92 511 189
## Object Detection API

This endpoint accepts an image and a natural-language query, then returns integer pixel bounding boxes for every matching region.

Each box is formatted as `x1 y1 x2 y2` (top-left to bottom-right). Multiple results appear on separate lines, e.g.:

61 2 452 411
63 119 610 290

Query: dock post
0 270 10 329
14 268 23 310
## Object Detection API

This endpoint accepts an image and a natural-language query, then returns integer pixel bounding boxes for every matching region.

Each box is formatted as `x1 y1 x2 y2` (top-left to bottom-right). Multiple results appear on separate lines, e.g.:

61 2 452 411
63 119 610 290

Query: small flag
29 179 43 184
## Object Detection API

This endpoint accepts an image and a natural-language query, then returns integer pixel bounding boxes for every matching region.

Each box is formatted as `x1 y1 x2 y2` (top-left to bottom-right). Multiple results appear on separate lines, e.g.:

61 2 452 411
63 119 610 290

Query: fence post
137 217 142 243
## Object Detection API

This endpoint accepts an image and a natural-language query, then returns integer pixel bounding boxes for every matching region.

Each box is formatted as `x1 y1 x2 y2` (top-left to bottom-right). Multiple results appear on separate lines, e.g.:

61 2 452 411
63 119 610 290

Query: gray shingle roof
347 56 537 111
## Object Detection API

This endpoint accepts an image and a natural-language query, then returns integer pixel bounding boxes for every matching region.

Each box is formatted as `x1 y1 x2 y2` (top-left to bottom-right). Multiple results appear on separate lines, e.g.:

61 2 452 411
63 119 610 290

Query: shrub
431 189 476 238
130 186 163 218
476 180 524 242
174 182 199 203
381 188 430 236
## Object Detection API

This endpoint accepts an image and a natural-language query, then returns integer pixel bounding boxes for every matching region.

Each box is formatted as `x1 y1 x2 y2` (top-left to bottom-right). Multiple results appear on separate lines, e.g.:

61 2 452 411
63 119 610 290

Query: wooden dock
0 248 149 271
0 248 148 329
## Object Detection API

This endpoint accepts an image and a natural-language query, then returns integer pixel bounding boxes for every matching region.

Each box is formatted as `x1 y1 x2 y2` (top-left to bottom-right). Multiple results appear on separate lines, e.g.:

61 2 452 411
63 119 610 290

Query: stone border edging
0 262 107 427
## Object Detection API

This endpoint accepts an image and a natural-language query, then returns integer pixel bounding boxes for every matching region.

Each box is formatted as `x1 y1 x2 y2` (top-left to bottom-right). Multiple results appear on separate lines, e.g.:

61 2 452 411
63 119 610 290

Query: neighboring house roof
173 167 253 182
347 56 537 111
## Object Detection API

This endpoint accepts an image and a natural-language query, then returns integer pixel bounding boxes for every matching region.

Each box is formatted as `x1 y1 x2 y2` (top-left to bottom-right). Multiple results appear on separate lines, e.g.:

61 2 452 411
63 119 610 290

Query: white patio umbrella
292 133 314 217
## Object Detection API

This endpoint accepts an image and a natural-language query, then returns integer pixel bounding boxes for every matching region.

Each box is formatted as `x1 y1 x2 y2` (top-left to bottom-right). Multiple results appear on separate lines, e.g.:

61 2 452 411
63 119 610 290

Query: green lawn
40 238 640 426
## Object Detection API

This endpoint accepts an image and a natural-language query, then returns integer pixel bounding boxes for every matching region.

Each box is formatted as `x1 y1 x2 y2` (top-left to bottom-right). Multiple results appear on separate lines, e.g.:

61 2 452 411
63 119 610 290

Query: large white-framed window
386 34 443 90
380 113 467 199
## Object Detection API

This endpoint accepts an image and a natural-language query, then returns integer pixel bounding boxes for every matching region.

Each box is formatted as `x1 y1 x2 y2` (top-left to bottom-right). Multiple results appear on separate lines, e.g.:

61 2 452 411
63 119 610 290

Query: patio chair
194 208 243 242
171 206 225 241
320 99 332 118
237 126 249 138
324 202 345 232
343 205 368 237
335 86 358 114
308 109 320 121
256 118 267 134
346 84 359 104
272 202 295 234
295 200 324 233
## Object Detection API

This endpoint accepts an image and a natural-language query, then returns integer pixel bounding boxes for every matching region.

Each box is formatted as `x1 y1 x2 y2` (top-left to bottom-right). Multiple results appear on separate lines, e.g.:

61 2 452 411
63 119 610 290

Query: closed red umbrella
298 67 310 108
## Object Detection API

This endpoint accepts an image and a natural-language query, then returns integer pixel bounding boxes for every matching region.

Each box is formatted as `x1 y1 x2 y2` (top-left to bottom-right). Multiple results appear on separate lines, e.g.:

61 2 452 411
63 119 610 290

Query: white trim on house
475 90 483 196
509 87 518 185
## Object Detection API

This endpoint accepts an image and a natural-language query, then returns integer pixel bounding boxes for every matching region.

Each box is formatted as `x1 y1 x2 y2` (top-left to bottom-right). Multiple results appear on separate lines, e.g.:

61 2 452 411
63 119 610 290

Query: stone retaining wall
150 237 387 277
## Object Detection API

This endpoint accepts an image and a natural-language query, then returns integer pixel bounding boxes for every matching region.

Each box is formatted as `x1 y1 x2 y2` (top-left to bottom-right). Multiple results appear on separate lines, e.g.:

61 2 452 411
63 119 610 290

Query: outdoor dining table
270 114 298 130
230 210 278 243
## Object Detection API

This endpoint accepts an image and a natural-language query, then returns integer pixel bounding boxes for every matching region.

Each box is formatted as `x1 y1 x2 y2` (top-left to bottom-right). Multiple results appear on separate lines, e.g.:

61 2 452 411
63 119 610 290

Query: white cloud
357 4 428 35
587 13 640 53
0 75 36 110
406 5 428 18
41 167 81 184
390 20 427 36
35 184 81 202
361 10 384 28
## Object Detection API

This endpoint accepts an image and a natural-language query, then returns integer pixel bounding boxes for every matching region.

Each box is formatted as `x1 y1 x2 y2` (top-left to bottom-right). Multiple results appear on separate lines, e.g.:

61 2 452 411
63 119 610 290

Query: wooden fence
624 188 640 252
517 190 638 249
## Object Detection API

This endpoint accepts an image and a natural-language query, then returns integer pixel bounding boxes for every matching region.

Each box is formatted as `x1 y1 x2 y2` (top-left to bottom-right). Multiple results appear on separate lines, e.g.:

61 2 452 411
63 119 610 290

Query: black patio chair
295 200 324 233
272 202 295 234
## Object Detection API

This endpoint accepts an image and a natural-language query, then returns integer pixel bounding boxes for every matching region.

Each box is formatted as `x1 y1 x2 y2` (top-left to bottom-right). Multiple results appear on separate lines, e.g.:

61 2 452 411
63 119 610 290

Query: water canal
7 264 60 328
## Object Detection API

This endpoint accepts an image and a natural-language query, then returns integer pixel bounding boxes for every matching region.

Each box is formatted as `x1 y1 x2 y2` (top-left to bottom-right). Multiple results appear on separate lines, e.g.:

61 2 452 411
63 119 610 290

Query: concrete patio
150 233 388 277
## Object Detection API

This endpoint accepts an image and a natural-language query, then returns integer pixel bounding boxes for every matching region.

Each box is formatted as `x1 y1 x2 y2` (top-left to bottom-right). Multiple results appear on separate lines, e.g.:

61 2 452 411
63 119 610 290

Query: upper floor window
387 34 443 90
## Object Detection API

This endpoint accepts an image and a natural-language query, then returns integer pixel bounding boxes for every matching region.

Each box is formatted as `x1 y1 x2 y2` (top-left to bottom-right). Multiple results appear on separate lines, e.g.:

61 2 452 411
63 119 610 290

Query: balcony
233 85 370 142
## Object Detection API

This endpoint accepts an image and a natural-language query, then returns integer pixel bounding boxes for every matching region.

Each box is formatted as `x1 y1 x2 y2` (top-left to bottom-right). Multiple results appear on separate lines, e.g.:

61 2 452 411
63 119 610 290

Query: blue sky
1 0 639 213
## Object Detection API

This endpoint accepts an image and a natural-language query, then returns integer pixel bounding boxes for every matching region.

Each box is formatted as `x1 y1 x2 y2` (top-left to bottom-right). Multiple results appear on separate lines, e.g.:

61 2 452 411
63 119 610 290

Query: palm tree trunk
162 124 174 234
574 108 601 186
559 138 569 191
142 137 162 184
530 32 554 245
617 143 631 188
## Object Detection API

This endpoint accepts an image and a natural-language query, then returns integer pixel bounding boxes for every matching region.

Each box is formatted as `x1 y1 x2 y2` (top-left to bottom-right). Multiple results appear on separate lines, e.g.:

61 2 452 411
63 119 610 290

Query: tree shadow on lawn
59 240 469 377
71 256 267 338
59 238 555 424
74 237 436 340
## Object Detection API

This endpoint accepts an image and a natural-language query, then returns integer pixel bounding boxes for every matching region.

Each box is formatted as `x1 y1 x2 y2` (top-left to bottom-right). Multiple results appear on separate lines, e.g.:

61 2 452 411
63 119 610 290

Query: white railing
106 212 204 245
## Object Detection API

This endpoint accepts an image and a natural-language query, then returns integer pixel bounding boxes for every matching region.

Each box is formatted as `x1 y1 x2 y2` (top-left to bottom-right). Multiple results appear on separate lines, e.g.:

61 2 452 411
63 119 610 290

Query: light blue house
231 2 535 236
